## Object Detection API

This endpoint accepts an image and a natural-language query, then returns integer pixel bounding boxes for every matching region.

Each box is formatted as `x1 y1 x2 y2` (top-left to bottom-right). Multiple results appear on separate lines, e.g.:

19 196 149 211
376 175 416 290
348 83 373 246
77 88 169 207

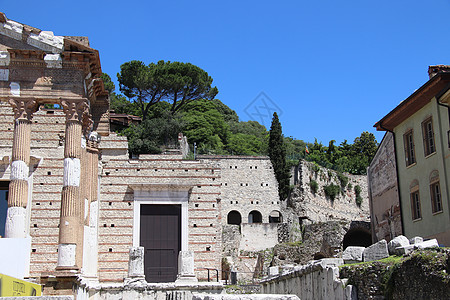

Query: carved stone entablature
8 97 38 121
61 98 91 124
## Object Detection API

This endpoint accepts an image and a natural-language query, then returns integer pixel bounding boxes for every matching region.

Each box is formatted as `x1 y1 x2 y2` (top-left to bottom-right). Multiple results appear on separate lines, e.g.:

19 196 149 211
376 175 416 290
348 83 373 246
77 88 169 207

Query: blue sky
2 1 450 145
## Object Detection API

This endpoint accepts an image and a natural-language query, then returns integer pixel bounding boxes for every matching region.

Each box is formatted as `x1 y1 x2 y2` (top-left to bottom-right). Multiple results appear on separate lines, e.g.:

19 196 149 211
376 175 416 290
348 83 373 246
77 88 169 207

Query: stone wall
290 160 370 223
199 156 281 225
98 136 223 282
260 258 356 300
367 132 402 243
240 223 279 252
340 248 450 299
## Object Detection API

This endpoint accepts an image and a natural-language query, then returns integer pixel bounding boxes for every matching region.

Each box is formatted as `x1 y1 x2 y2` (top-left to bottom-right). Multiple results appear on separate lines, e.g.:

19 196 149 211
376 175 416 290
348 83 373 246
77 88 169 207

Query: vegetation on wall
309 179 319 194
324 183 340 201
354 185 363 206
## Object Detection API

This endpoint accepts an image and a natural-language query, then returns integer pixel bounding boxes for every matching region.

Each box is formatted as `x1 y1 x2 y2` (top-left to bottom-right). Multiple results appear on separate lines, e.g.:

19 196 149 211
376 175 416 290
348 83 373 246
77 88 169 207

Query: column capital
61 98 91 123
8 98 39 121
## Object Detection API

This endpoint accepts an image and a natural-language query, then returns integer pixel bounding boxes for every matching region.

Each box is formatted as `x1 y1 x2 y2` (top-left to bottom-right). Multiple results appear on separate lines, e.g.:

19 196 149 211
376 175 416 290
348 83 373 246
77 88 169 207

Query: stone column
57 99 90 270
81 132 100 277
5 98 38 238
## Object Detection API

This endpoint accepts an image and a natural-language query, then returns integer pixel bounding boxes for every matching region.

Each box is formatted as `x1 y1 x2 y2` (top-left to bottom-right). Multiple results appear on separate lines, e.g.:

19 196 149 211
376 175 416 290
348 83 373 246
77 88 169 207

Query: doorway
140 204 181 283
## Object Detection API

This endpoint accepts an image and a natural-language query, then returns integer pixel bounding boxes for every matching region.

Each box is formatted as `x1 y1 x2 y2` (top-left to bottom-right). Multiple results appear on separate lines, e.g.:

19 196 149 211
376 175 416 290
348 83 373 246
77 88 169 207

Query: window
227 210 242 225
430 182 442 213
404 130 416 166
248 210 262 223
410 190 421 220
430 171 443 214
422 117 435 156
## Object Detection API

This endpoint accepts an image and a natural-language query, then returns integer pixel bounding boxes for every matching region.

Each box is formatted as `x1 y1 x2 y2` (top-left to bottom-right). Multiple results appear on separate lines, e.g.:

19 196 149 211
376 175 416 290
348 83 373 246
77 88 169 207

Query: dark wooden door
140 204 181 282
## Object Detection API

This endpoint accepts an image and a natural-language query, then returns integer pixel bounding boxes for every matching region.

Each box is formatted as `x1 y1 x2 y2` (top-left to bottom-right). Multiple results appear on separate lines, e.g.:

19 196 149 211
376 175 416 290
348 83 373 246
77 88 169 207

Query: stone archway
343 221 372 250
248 210 262 223
227 210 242 225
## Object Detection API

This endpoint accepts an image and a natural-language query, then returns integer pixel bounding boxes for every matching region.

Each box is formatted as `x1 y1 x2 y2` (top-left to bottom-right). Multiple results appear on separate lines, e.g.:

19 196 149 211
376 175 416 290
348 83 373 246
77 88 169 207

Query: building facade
0 12 283 293
367 132 402 243
374 65 450 246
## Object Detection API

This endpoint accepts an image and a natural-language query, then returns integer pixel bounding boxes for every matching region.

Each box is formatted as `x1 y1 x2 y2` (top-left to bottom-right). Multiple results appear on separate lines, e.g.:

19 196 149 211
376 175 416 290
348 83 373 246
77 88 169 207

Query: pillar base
57 243 77 269
5 206 27 238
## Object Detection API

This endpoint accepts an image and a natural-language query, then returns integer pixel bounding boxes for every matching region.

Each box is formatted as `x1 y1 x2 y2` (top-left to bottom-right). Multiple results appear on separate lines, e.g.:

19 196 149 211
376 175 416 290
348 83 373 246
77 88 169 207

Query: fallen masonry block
343 246 365 264
395 238 439 255
388 235 410 255
395 244 414 256
409 236 423 245
363 239 389 262
415 238 439 249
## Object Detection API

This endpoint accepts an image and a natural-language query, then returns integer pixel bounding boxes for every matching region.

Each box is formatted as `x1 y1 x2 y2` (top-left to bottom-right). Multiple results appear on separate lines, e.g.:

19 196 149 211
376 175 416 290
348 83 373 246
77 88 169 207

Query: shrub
310 179 319 194
311 162 320 175
337 172 349 188
355 185 362 206
347 182 353 190
324 183 340 201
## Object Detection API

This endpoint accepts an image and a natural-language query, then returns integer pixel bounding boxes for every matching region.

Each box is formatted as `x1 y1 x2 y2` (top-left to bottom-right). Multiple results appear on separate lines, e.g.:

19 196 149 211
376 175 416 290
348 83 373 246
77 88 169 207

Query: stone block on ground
343 246 365 263
388 235 410 255
409 236 423 245
415 239 439 249
363 240 389 262
395 245 414 256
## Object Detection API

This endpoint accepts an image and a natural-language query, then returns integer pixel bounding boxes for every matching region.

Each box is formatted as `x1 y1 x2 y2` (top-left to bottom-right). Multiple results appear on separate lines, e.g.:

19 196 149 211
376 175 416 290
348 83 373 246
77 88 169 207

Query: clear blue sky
3 1 450 145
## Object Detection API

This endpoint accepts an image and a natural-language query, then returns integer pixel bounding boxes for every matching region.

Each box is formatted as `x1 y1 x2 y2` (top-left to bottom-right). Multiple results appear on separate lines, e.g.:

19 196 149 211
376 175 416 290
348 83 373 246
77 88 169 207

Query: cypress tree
268 112 290 200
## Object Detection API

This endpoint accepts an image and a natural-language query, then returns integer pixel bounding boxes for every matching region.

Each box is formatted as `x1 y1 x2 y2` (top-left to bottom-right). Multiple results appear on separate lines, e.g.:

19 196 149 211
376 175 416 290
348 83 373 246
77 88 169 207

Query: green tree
117 60 218 120
268 112 290 200
123 107 184 154
101 73 140 117
180 99 229 154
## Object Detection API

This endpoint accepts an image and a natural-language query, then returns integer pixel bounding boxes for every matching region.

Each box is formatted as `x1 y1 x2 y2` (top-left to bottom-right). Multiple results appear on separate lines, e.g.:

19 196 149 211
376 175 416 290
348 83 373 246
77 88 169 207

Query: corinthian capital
61 99 91 123
9 98 38 121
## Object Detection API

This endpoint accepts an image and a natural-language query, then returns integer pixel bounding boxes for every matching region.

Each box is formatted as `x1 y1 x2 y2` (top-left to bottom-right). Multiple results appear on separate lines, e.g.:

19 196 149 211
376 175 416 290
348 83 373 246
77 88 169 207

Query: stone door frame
131 184 191 252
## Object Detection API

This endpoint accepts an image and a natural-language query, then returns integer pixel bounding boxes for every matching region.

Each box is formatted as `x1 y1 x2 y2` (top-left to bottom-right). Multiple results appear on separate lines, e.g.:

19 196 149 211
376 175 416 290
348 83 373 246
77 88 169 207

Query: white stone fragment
81 136 86 149
4 206 27 238
388 235 410 255
0 69 9 81
409 236 423 245
415 239 439 249
395 244 414 255
27 30 64 53
0 20 23 40
44 53 62 68
63 157 81 187
10 82 20 96
0 51 10 66
363 239 389 262
58 244 76 267
10 160 29 181
343 246 365 263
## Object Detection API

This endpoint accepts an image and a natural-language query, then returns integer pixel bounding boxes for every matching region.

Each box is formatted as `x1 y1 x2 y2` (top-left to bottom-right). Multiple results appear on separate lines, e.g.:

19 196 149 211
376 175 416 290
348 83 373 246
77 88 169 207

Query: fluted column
82 132 100 276
57 98 91 269
5 98 38 238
